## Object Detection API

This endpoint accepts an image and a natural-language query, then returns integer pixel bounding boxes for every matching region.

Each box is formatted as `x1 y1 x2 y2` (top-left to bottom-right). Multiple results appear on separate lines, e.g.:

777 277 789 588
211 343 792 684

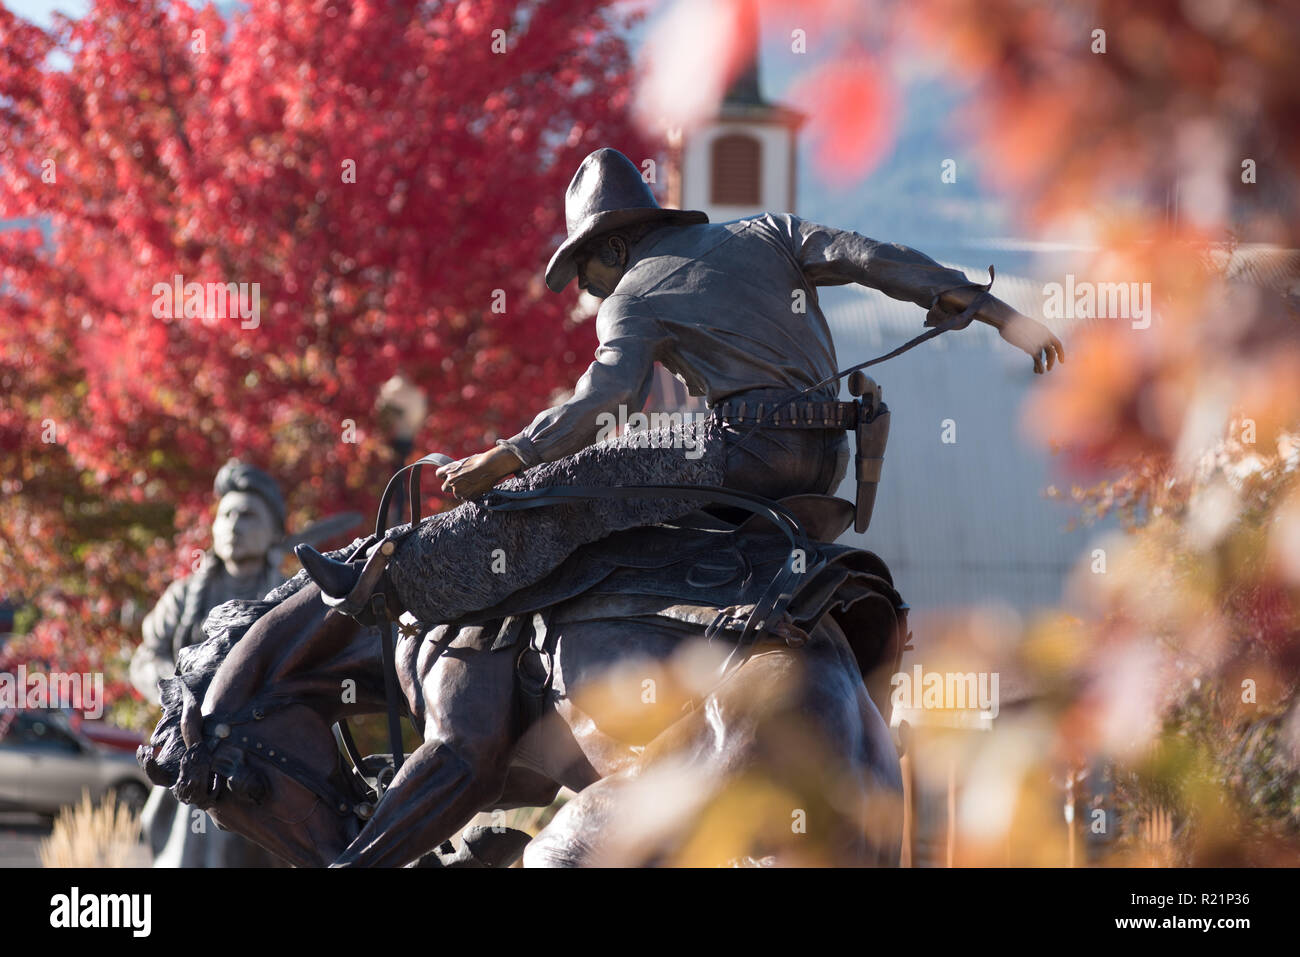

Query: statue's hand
436 446 524 501
996 311 1065 374
931 287 1064 374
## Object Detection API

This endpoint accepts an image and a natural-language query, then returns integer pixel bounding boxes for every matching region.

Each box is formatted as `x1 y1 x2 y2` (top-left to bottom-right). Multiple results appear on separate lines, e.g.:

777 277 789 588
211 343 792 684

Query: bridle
172 682 375 823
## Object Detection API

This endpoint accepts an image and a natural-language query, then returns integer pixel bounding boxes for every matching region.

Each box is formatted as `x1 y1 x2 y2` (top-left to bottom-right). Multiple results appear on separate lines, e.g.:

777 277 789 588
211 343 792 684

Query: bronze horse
140 494 908 867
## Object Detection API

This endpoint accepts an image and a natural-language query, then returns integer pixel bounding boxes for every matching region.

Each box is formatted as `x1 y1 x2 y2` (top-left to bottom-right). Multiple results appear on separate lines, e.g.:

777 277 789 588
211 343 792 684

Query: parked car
0 709 150 818
64 710 144 755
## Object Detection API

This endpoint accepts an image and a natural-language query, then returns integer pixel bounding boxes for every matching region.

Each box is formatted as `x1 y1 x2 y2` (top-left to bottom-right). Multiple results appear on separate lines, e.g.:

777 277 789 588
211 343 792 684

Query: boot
296 540 405 622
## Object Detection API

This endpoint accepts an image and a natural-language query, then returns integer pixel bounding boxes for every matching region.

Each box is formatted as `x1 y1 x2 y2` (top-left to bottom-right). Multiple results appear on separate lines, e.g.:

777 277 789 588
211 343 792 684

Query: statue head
545 147 707 294
575 221 665 299
211 460 285 574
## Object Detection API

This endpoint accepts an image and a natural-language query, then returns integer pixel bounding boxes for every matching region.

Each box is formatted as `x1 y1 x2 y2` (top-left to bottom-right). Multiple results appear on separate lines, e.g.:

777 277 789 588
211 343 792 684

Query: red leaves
0 0 650 704
791 58 897 185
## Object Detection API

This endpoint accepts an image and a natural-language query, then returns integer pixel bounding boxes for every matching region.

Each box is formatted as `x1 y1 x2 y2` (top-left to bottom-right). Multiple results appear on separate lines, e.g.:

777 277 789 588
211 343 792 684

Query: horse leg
643 627 901 865
523 774 628 867
529 625 902 867
330 631 521 868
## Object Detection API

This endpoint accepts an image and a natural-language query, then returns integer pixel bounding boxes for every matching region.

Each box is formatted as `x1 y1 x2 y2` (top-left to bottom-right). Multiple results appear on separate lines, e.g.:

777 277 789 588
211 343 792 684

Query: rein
336 455 456 787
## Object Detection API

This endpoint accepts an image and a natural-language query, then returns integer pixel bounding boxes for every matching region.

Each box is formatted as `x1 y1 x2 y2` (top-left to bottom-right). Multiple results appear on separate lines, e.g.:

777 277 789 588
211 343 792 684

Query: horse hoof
295 544 363 600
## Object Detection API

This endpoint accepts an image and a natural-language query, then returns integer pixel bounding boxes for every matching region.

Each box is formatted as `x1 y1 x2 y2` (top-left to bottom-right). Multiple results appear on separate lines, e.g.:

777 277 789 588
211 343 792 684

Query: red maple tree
0 0 652 714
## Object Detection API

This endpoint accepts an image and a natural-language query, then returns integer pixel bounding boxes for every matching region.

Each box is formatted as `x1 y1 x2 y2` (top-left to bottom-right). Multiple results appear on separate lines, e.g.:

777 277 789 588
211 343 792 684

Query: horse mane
140 597 279 787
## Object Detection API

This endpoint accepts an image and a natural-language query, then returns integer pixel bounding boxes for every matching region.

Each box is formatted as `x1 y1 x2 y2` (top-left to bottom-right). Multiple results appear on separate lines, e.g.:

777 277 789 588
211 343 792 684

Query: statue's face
575 240 626 299
212 491 279 565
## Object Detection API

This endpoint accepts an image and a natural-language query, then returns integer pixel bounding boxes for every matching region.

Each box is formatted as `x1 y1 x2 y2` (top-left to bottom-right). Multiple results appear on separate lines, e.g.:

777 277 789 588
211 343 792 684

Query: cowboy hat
545 148 708 292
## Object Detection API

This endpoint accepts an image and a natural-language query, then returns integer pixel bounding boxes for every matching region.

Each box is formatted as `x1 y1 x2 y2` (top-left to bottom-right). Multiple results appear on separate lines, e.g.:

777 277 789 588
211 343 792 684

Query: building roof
716 12 804 127
723 60 768 108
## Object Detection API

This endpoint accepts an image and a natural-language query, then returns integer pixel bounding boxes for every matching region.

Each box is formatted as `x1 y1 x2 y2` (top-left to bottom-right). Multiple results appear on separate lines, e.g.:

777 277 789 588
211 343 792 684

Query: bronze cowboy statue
139 148 1063 867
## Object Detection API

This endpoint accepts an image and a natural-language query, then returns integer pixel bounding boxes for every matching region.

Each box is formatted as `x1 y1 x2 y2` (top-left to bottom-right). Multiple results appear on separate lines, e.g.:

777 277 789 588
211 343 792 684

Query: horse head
139 580 388 866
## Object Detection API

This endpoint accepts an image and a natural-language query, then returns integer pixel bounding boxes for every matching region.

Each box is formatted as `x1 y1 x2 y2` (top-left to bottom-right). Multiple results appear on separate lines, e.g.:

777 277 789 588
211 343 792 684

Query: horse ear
179 681 205 749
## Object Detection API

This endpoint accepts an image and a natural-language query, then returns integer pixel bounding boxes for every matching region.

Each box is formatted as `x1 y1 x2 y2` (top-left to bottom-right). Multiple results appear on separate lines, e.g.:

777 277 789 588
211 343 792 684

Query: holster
849 372 890 534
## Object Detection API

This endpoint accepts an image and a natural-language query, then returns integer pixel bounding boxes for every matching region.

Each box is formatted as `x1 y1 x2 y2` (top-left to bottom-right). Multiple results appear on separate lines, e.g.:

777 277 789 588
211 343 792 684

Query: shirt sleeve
497 296 665 467
784 215 982 310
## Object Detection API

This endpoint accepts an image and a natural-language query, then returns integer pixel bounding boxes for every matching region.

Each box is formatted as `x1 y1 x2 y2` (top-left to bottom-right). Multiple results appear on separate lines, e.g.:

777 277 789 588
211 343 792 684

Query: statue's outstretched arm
787 215 1064 373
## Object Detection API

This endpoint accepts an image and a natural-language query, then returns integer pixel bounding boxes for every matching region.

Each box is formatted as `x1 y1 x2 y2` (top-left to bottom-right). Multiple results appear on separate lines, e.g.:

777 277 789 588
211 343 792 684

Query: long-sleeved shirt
498 213 977 467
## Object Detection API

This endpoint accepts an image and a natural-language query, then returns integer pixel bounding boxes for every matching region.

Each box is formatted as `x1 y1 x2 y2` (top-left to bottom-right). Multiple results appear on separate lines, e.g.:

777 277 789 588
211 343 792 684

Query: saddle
300 466 911 777
451 494 910 726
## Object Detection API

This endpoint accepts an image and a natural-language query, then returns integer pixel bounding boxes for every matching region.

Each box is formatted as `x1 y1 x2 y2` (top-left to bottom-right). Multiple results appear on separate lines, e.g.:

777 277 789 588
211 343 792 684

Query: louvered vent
710 133 762 206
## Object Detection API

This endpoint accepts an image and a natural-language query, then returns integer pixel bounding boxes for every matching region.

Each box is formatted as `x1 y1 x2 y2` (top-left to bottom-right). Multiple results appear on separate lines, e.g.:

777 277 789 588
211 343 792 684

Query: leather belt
713 399 858 431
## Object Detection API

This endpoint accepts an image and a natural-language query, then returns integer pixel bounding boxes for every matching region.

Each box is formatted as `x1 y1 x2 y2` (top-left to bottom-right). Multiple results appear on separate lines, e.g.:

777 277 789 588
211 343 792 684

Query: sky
6 0 86 25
